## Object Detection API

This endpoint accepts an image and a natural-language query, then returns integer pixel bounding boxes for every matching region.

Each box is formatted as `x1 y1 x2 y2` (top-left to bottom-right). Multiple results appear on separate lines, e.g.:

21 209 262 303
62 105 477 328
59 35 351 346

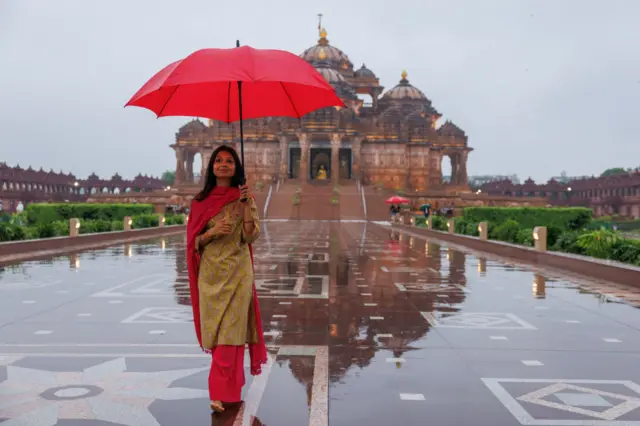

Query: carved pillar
297 132 310 182
279 135 289 180
330 133 342 185
352 136 363 180
199 148 206 183
185 151 194 183
457 151 469 186
404 144 412 190
449 154 458 185
371 87 383 110
174 147 185 185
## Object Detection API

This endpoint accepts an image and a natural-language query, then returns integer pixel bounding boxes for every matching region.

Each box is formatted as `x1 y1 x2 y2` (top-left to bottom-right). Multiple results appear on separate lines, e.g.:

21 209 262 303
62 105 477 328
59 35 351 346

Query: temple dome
382 70 428 102
438 120 466 138
315 67 346 84
355 64 376 79
300 27 353 70
177 118 206 137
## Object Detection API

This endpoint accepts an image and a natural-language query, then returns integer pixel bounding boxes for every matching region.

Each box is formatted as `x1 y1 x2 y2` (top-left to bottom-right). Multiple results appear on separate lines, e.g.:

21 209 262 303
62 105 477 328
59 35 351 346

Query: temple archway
311 150 331 180
441 156 452 184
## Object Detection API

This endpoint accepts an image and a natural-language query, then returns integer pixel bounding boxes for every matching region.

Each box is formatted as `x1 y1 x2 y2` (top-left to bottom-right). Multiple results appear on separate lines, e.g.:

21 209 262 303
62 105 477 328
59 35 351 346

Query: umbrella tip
236 40 240 47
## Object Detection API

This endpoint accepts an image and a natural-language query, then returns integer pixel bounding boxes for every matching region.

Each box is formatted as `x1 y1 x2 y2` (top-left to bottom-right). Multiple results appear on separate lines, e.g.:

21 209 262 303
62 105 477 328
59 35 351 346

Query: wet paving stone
1 221 640 425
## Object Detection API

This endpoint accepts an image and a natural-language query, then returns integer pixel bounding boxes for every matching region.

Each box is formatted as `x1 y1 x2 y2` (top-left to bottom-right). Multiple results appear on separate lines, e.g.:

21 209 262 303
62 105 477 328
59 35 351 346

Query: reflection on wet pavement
1 222 640 425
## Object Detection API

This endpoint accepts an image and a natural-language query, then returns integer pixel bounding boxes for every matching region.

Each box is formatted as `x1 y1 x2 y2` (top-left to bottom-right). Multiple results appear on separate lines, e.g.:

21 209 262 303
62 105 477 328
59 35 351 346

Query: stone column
296 132 310 182
330 133 342 185
174 147 186 185
352 136 363 180
279 135 289 180
457 151 469 187
185 151 194 183
199 148 207 183
449 154 458 185
371 87 383 110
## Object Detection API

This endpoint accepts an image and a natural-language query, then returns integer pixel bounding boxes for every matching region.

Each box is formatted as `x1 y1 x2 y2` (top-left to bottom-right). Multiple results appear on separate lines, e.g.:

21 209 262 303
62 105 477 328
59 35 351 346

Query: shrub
492 219 521 243
132 214 159 229
80 219 119 234
546 226 564 248
24 203 154 225
414 216 427 227
462 207 592 231
516 228 534 246
35 223 57 239
432 216 448 231
609 239 640 265
576 228 620 258
552 231 584 254
165 214 185 225
0 223 26 241
453 218 479 236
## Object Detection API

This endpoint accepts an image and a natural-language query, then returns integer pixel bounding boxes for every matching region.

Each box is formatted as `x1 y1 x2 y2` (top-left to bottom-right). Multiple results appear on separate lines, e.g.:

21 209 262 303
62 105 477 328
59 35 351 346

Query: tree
601 167 627 177
161 170 175 185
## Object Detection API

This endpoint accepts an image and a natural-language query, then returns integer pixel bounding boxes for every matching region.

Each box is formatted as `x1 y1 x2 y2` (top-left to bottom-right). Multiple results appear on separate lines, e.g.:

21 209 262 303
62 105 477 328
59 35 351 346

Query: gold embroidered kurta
196 198 261 349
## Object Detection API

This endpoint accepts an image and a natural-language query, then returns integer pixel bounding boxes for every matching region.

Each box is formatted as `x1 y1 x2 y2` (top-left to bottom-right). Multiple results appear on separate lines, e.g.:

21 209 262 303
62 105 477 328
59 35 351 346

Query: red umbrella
385 196 409 204
125 41 345 172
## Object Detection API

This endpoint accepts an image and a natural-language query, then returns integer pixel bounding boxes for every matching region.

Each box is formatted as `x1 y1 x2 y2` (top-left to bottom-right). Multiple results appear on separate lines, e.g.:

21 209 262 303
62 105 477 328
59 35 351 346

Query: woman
186 145 267 413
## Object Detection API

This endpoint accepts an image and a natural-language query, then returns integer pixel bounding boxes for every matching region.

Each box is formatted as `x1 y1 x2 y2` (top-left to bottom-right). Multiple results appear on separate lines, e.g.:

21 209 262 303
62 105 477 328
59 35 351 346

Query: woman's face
213 150 236 179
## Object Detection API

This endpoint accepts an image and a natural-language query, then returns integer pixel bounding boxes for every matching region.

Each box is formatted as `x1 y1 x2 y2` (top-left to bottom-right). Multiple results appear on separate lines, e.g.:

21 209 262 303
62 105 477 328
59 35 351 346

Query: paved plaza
1 222 640 425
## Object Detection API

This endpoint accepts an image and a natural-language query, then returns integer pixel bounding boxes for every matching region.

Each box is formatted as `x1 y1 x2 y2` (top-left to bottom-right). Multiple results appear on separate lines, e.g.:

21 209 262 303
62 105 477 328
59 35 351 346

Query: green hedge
0 213 184 242
24 203 154 225
413 211 640 266
462 207 592 231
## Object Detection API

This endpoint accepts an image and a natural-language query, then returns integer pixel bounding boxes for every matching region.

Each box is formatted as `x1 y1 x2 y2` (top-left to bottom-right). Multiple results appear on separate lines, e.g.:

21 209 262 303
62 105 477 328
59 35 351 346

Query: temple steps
363 186 394 221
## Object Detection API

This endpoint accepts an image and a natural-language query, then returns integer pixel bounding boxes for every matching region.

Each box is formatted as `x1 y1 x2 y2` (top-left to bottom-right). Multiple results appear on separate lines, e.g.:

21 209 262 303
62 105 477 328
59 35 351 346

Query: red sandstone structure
172 26 471 193
88 23 545 220
480 173 640 218
0 163 165 213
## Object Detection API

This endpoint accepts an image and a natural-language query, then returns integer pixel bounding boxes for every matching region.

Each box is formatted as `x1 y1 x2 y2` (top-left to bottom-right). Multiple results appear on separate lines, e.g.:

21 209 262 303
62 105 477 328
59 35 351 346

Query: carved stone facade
171 26 471 193
480 174 640 218
0 163 165 213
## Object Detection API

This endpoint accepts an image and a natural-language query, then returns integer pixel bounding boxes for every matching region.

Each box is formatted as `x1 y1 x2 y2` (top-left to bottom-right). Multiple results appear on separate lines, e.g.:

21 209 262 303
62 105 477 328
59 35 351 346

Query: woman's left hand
239 184 250 200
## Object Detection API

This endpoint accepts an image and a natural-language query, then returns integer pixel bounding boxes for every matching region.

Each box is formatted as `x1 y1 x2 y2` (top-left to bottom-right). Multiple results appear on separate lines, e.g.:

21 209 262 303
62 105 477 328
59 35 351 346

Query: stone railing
392 219 640 289
0 217 186 265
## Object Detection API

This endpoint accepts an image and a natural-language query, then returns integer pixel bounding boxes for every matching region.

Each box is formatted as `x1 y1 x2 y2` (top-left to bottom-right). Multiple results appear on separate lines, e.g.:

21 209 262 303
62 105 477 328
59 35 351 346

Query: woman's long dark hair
194 145 245 201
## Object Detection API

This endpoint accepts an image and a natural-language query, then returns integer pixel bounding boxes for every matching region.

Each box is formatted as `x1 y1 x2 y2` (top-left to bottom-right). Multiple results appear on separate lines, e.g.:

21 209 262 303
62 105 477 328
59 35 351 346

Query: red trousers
209 345 245 402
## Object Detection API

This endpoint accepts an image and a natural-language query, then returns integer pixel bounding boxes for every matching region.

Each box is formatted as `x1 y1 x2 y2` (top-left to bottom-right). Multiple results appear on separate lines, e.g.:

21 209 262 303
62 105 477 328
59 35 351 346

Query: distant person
422 204 431 219
389 204 399 220
186 145 267 413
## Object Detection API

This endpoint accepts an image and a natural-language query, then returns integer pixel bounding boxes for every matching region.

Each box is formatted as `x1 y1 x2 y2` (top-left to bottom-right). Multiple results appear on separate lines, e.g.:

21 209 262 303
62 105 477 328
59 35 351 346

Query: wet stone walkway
1 222 640 425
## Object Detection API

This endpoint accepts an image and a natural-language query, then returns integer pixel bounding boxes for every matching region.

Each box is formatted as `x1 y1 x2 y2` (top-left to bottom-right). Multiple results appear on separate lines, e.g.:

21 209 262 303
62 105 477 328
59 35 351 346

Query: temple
171 25 471 193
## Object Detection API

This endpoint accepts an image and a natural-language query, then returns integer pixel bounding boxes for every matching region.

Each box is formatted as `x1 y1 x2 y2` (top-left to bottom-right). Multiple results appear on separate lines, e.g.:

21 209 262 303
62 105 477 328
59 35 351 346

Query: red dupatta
186 186 268 375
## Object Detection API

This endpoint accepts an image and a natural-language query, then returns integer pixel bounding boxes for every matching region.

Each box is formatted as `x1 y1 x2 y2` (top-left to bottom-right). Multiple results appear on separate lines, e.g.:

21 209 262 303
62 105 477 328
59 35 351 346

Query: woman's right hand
207 218 232 238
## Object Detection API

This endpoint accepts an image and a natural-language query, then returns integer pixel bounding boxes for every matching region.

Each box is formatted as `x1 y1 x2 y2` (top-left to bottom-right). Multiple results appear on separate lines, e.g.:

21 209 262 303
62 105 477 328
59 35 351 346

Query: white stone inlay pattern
0 358 209 425
483 378 640 425
421 312 537 330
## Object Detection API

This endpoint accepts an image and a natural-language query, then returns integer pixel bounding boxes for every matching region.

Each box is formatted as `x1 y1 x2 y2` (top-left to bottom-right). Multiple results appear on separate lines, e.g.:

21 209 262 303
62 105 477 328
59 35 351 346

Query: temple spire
317 13 323 37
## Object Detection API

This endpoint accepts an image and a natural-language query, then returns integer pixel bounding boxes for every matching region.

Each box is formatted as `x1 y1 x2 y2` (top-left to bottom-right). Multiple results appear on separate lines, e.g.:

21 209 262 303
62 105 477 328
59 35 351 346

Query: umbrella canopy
385 196 410 205
419 203 431 210
125 46 345 122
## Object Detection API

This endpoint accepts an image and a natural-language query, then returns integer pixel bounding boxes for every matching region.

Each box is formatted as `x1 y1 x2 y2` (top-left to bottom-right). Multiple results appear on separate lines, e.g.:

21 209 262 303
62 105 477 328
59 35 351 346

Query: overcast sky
1 0 638 182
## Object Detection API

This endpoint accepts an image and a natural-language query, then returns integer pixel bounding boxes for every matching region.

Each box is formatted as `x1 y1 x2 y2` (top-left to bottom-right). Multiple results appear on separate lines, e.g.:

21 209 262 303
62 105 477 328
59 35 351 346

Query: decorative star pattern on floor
0 357 209 426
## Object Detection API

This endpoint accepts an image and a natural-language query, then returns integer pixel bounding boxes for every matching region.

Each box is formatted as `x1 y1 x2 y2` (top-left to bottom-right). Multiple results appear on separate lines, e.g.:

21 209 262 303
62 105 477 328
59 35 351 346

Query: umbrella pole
236 40 246 184
236 40 247 201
